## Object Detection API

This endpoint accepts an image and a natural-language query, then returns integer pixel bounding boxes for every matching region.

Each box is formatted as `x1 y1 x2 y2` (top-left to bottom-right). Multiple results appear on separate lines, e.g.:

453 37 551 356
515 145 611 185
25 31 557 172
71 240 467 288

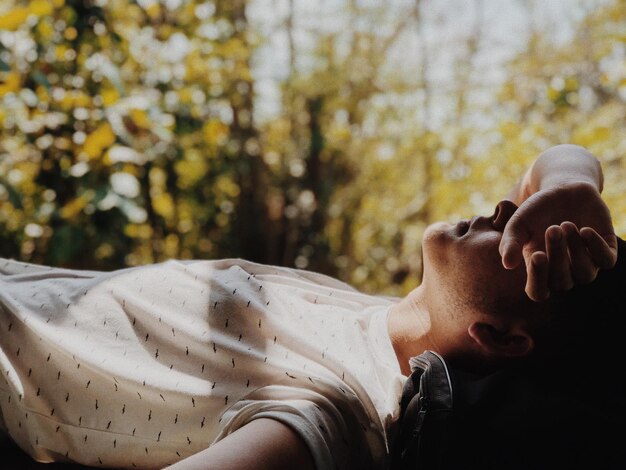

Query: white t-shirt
0 257 406 469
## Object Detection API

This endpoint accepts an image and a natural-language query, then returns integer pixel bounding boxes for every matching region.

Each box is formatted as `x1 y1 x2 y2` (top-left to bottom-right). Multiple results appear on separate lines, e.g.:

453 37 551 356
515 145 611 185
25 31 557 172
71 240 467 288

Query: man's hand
499 182 618 301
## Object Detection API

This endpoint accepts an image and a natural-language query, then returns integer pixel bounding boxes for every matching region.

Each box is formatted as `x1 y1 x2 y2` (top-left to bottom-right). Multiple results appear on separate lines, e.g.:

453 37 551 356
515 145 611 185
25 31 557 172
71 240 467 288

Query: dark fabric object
391 350 626 470
391 237 626 470
390 351 454 470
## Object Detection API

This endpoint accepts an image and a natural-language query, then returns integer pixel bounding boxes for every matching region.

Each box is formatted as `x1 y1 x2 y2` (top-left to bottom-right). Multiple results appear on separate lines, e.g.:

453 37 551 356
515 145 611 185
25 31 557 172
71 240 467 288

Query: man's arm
164 418 316 470
500 144 617 301
506 144 603 204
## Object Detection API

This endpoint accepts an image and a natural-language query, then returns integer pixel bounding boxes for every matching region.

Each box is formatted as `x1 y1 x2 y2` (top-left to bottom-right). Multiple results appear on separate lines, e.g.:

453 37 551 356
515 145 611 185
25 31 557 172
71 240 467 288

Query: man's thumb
499 235 524 270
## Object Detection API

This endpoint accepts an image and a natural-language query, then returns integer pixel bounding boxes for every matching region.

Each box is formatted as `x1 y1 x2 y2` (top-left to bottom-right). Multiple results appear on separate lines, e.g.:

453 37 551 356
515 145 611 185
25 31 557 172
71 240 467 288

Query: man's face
421 200 529 317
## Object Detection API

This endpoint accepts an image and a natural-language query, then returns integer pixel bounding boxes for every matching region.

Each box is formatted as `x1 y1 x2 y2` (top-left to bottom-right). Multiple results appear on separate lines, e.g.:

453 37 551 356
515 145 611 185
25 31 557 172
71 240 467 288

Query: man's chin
423 221 454 241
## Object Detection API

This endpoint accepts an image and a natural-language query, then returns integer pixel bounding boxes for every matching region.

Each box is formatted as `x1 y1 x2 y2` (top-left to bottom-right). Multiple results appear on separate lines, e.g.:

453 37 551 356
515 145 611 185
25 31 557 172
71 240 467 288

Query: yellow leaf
101 88 119 106
202 119 229 146
83 123 116 159
72 92 91 108
215 175 240 198
546 87 560 101
29 0 53 16
0 72 21 97
129 109 151 129
60 196 87 219
499 121 520 139
564 77 578 91
572 126 611 147
179 88 193 104
0 7 29 31
164 233 179 257
145 3 161 20
124 224 153 239
175 151 209 189
58 94 74 111
35 85 49 102
95 243 115 259
152 193 175 220
36 18 54 40
63 26 77 41
55 44 69 61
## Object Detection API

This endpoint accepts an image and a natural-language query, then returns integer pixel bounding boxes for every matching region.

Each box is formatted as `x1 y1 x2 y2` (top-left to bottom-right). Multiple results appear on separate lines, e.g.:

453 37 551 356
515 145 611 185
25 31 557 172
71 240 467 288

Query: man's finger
546 225 573 292
526 251 549 302
500 239 523 270
500 215 530 270
561 222 597 284
580 227 618 270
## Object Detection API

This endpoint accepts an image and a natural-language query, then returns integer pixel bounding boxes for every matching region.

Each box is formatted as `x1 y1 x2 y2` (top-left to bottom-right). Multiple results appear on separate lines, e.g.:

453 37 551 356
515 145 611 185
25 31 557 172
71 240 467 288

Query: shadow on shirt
0 436 96 469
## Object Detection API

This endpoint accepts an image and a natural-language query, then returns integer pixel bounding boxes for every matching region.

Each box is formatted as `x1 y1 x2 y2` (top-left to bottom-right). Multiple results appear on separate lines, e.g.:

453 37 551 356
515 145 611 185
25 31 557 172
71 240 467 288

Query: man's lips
457 219 470 236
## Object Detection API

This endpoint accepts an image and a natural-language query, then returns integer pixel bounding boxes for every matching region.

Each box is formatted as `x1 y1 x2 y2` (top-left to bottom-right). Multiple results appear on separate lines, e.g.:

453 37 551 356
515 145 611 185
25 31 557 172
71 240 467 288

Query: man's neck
387 286 440 376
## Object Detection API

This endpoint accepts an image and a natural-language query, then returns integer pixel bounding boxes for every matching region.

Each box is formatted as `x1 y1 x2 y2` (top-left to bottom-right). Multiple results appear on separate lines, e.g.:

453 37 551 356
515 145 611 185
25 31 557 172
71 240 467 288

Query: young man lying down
0 144 620 469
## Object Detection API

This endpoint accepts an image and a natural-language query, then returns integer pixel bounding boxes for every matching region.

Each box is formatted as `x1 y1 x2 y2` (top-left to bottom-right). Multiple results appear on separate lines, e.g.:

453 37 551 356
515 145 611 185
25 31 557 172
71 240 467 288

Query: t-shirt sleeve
214 386 380 470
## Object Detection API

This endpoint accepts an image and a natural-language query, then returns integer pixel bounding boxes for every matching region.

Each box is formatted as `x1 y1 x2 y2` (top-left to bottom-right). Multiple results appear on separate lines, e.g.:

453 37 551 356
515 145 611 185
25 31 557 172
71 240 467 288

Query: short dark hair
492 238 626 469
532 236 626 363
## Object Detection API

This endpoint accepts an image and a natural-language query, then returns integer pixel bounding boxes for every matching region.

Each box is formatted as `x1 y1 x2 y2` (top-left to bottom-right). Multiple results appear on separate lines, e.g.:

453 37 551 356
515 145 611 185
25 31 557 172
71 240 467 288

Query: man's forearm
164 418 316 470
511 144 604 204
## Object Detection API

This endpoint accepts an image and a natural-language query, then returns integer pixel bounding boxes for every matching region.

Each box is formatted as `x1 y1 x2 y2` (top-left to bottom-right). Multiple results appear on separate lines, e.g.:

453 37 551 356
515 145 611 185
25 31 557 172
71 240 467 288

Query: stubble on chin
422 221 456 266
424 221 454 237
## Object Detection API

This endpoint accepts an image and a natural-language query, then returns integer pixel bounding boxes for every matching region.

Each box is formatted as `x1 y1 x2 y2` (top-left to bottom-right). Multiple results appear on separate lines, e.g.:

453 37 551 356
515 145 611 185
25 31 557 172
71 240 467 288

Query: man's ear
467 321 534 358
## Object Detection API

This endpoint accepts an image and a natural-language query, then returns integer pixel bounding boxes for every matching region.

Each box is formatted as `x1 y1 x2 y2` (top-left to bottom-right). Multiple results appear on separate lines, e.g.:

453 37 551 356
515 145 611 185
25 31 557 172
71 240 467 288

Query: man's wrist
530 144 603 194
537 176 601 194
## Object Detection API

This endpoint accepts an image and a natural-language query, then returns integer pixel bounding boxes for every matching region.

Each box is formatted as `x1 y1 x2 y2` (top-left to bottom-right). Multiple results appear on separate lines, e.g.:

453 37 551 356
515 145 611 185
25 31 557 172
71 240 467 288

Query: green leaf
0 178 23 209
31 70 51 89
48 225 85 266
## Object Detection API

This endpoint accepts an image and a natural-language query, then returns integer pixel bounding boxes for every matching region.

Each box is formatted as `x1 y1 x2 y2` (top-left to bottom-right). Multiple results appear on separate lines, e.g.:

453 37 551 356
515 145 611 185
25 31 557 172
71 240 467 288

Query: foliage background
1 0 625 297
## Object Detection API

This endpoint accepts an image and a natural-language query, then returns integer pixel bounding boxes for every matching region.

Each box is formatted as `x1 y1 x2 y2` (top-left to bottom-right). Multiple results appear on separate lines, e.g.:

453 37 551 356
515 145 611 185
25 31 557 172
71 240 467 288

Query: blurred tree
0 0 624 297
493 0 626 234
0 0 269 269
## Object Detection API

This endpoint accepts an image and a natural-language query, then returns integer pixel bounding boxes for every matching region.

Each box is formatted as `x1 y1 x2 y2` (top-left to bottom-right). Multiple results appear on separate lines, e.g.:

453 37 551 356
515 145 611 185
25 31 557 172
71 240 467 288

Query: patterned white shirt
0 257 405 469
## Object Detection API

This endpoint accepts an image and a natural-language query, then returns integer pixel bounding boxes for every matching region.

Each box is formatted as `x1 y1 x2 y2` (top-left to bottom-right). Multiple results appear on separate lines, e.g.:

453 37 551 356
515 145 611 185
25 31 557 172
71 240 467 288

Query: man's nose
492 200 518 231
